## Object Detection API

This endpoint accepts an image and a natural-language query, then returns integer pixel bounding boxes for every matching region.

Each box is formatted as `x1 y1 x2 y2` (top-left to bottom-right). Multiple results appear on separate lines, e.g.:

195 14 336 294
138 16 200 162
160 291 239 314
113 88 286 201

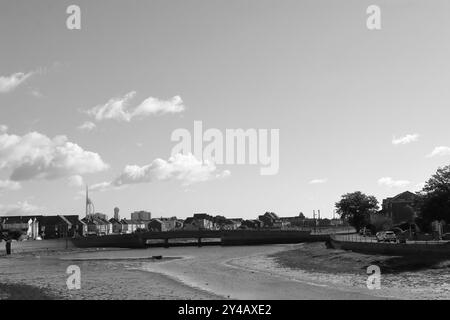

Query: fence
333 233 449 245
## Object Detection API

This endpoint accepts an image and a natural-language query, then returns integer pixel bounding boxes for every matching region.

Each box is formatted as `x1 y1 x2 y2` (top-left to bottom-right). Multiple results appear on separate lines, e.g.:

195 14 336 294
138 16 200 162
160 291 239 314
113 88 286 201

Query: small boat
152 255 163 260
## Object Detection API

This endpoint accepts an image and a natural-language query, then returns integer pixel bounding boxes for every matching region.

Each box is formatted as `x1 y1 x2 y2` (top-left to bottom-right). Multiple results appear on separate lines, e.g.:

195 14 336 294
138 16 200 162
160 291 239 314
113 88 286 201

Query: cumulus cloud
0 180 21 192
114 153 229 186
0 130 109 182
0 72 33 93
378 177 410 188
309 178 327 184
426 146 450 158
0 201 41 216
77 121 96 131
86 91 185 122
392 134 419 145
87 91 137 122
91 153 230 191
132 96 185 117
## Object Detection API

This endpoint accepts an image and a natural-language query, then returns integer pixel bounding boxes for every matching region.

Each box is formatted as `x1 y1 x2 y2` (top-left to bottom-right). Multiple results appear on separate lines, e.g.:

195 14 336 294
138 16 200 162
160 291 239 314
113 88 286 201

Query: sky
1 0 450 220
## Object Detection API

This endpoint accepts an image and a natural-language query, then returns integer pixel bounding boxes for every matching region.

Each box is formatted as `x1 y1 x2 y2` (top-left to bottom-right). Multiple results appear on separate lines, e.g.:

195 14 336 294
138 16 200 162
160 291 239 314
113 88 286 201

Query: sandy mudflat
1 243 448 300
0 282 57 300
133 245 383 299
264 243 450 299
0 251 221 300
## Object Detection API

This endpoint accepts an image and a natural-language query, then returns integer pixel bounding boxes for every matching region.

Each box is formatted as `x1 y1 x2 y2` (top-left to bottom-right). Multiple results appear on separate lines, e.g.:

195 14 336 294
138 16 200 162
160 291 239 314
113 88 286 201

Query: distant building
114 207 120 221
229 218 243 229
148 217 181 232
1 216 42 233
213 216 236 230
82 214 112 235
258 212 283 228
382 191 419 224
63 215 87 237
241 219 263 229
131 211 152 222
193 213 215 230
183 213 215 231
39 216 72 239
120 219 146 234
109 217 123 234
1 215 87 239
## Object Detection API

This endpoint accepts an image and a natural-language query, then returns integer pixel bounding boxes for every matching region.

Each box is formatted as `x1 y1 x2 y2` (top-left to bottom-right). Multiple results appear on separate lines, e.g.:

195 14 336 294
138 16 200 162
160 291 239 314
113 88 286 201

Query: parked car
442 233 450 240
376 231 397 243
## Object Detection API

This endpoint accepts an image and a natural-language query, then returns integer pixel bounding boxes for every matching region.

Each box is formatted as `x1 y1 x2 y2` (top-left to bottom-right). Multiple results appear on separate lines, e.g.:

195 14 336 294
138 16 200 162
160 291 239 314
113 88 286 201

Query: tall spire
85 185 89 217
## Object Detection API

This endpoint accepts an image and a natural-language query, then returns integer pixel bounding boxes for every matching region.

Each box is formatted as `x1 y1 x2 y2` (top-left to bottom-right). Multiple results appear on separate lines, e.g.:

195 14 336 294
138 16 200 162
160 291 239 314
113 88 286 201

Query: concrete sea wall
330 238 450 257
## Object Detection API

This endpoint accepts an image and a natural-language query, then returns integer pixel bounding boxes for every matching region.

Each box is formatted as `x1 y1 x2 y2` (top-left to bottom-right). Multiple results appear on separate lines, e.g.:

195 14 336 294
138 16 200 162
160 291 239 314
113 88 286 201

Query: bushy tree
416 165 450 225
335 191 379 232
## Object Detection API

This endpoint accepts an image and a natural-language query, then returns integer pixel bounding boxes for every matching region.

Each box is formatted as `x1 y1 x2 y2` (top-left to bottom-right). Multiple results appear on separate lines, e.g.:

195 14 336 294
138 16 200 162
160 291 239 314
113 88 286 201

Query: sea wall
222 230 328 245
330 238 450 257
0 238 76 254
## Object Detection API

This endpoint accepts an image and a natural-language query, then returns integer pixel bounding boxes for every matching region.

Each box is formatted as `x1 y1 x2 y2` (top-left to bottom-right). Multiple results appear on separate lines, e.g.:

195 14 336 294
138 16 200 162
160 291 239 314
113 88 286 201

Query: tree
335 191 379 232
416 165 450 225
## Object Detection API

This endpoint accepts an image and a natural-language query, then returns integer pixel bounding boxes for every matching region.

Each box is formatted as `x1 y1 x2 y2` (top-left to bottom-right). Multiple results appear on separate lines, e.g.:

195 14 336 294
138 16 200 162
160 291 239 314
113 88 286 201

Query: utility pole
313 210 316 233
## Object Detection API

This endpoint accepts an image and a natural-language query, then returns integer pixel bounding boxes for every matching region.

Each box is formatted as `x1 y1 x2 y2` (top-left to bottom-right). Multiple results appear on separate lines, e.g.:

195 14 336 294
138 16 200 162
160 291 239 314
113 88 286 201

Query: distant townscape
0 188 445 242
0 207 346 240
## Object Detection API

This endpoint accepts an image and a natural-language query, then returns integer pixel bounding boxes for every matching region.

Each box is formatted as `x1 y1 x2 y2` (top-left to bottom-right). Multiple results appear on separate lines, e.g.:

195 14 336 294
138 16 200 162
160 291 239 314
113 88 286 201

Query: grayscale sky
1 0 450 219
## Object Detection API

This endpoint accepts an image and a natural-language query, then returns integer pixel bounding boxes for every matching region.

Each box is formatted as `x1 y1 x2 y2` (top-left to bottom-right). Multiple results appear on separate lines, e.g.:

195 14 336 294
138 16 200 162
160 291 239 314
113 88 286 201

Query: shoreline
0 282 57 300
1 243 449 300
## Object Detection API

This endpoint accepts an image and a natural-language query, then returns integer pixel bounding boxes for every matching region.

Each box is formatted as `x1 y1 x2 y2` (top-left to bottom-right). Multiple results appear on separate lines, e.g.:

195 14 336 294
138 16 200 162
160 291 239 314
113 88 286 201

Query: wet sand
1 243 448 299
0 250 222 300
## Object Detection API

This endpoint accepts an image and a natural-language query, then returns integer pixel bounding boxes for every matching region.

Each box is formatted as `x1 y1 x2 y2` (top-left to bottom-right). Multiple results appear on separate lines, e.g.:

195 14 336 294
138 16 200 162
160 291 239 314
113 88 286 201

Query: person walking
5 238 11 255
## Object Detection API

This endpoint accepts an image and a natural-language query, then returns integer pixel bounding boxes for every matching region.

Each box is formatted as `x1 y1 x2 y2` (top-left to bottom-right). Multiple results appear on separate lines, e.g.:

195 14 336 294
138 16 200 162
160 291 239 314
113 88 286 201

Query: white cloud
426 146 450 158
309 178 327 184
86 92 185 122
0 180 21 192
0 125 8 133
378 177 410 188
0 130 109 182
100 153 230 188
0 201 41 216
68 175 84 187
132 95 185 117
90 181 116 192
392 134 419 145
87 91 136 122
0 72 33 93
77 121 96 131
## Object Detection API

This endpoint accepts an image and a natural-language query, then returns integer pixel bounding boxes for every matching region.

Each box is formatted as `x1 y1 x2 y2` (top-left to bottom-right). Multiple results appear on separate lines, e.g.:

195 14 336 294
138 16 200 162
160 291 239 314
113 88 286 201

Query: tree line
335 164 450 232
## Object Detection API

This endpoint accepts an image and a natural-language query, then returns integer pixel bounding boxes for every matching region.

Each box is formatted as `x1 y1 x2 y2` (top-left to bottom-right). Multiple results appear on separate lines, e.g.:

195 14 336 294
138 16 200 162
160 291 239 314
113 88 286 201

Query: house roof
120 219 144 225
64 215 86 225
109 218 122 224
184 217 195 224
391 191 417 201
41 216 67 225
1 215 43 224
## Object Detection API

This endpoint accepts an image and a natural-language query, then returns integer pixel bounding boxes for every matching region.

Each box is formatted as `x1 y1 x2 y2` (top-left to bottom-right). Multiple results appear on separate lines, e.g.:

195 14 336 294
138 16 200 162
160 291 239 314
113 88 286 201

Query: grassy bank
270 242 450 274
0 283 58 300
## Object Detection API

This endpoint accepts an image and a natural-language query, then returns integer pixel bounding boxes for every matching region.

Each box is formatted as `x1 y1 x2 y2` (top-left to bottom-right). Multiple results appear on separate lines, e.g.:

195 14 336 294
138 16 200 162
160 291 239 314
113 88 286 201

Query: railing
333 233 449 245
